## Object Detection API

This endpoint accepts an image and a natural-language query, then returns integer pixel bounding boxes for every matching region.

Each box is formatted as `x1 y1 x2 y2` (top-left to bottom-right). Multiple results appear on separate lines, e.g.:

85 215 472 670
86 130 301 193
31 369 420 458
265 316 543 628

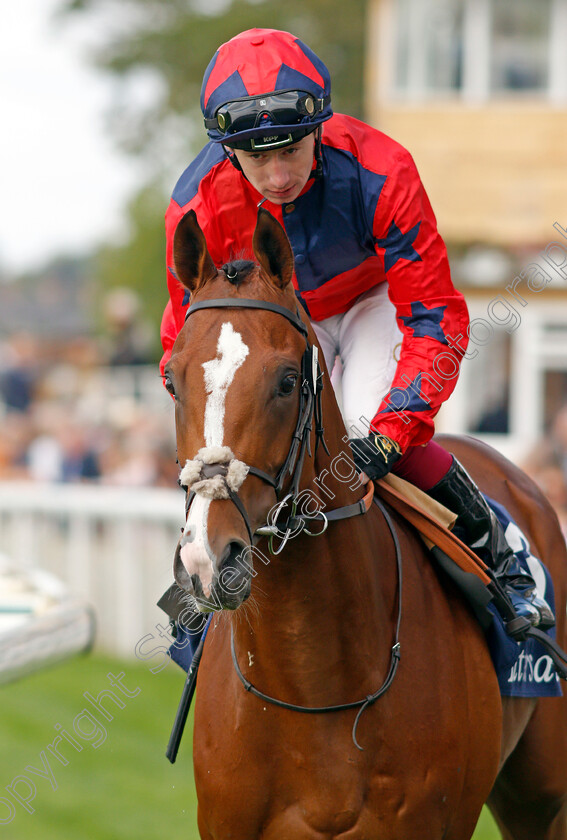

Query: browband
185 297 308 338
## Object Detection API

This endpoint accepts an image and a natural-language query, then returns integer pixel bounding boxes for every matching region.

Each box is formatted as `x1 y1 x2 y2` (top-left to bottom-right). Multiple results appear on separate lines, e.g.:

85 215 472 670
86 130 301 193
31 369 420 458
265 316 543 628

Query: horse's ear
173 209 217 292
252 208 294 290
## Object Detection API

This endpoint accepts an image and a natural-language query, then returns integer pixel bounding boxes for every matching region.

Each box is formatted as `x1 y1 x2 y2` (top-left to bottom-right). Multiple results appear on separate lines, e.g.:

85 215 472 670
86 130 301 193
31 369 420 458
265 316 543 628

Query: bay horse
165 207 567 839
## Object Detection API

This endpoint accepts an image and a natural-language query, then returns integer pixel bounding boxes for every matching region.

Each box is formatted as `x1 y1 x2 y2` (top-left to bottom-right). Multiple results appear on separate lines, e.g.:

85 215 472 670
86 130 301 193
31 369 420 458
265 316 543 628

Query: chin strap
313 125 323 179
223 144 243 174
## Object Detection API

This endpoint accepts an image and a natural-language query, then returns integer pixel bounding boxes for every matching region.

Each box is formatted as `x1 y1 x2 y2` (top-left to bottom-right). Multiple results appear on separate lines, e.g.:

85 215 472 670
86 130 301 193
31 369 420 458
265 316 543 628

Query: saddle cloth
377 476 562 699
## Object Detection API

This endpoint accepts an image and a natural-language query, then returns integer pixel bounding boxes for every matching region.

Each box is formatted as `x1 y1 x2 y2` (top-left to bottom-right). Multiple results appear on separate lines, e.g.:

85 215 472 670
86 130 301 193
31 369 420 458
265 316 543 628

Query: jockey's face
230 134 315 205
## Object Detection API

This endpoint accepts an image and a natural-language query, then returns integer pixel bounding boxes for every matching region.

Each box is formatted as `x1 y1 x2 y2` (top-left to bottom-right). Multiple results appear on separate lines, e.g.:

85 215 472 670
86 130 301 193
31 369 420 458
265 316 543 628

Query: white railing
0 482 185 657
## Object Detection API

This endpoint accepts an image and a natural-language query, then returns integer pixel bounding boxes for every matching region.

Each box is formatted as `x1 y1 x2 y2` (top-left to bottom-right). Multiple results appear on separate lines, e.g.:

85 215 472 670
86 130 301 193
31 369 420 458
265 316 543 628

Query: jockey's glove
349 433 402 481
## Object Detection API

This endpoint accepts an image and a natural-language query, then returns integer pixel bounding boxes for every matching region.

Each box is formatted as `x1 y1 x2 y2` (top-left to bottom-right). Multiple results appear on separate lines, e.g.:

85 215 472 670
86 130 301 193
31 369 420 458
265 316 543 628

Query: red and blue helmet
201 29 332 151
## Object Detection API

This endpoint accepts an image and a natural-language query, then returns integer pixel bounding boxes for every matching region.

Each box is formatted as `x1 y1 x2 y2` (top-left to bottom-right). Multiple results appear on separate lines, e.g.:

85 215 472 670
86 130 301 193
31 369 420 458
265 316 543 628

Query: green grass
0 653 199 839
0 652 501 839
475 809 501 839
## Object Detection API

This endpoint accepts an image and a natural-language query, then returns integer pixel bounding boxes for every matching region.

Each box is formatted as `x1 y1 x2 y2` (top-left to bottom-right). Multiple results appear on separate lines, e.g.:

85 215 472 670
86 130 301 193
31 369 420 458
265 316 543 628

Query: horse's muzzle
173 538 252 611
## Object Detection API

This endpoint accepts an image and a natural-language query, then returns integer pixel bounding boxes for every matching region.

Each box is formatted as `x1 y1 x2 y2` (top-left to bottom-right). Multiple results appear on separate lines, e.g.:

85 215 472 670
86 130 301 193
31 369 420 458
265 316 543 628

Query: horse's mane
221 260 256 287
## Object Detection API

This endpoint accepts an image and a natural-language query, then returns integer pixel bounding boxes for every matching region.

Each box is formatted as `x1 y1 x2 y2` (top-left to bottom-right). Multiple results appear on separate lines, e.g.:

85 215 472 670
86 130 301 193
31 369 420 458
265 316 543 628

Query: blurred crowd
0 289 178 489
2 285 567 546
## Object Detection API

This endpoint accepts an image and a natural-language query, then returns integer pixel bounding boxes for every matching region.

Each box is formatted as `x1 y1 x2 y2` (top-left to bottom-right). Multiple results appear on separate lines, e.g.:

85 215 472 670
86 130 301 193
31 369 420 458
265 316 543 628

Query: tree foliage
64 0 367 162
92 181 168 355
60 0 367 352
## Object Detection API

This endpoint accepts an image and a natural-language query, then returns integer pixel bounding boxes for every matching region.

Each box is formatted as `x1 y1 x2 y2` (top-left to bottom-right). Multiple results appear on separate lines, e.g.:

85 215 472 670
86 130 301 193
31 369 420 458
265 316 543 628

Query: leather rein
230 491 402 751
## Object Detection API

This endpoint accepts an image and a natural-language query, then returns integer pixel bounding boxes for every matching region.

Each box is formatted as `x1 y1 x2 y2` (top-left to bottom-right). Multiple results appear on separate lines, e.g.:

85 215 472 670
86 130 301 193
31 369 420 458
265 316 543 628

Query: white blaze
180 322 249 594
202 322 249 447
181 495 214 594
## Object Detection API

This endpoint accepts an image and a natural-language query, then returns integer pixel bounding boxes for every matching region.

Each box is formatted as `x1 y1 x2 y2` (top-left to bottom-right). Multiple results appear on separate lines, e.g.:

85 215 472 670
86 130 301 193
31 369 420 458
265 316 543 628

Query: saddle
376 475 495 628
379 475 567 685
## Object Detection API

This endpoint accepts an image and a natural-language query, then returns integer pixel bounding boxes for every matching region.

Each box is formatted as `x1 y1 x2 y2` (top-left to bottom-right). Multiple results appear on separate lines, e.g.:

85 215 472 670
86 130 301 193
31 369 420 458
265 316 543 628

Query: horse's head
166 208 327 612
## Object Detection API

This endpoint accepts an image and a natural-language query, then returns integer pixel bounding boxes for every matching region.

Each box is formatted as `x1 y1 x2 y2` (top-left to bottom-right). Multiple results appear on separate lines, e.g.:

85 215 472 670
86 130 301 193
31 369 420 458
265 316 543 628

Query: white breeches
310 283 403 439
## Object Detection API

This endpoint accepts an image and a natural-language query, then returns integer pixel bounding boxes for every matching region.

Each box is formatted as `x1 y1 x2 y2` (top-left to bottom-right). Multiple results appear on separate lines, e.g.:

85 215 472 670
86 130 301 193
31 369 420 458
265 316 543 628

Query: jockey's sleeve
369 149 470 452
160 197 188 376
159 143 230 376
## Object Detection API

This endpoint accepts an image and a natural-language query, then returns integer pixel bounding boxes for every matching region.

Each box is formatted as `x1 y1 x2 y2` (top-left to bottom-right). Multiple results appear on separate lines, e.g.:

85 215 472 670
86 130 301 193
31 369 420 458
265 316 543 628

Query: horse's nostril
216 541 251 606
222 540 249 567
173 542 193 591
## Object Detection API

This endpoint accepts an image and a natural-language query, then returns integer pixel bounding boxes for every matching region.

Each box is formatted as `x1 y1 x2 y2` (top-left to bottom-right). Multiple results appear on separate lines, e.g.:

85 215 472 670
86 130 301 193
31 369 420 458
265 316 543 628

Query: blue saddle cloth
484 498 562 698
166 499 563 699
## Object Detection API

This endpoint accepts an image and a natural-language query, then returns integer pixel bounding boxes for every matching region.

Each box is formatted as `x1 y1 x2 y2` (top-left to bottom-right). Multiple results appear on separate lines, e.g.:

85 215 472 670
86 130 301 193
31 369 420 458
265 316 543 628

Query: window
394 0 464 95
466 331 511 435
491 0 550 92
391 0 563 101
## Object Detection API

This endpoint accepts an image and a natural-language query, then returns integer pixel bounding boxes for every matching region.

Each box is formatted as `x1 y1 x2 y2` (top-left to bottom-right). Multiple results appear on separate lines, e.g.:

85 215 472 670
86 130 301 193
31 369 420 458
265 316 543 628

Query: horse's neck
257 386 388 637
233 484 396 700
231 366 396 694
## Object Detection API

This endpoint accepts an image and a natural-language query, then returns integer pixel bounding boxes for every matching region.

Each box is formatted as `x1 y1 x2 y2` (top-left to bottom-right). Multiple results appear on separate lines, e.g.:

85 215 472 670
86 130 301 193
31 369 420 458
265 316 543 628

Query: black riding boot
428 457 555 633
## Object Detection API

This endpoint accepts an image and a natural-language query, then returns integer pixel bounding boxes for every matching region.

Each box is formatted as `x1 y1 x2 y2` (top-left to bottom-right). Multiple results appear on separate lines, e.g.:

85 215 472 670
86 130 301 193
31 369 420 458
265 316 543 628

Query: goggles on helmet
204 89 330 149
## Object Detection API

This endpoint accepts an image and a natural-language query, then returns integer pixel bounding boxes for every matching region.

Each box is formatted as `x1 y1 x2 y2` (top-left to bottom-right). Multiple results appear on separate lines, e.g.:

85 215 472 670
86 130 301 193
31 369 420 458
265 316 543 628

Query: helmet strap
222 145 244 175
314 126 323 179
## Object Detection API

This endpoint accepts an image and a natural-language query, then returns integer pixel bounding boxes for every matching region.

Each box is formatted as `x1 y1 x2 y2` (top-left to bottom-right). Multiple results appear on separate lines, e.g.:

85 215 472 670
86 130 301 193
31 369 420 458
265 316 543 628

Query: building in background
366 0 567 462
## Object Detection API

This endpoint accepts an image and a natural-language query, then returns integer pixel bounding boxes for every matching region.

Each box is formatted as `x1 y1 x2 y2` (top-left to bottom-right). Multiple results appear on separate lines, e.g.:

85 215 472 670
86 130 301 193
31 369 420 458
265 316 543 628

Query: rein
230 495 403 751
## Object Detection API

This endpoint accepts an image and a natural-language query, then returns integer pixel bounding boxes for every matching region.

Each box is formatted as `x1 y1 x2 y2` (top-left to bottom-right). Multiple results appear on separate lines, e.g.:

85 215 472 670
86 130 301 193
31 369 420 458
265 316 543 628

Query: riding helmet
200 29 332 151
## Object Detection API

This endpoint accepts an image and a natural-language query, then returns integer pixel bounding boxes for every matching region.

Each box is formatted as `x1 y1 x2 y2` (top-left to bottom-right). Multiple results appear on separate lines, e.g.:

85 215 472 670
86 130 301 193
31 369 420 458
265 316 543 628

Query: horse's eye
279 373 298 396
164 374 176 397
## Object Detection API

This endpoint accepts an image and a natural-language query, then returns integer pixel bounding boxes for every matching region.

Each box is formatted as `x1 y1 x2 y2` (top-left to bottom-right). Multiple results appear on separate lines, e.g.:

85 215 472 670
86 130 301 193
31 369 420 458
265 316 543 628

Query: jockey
161 28 553 634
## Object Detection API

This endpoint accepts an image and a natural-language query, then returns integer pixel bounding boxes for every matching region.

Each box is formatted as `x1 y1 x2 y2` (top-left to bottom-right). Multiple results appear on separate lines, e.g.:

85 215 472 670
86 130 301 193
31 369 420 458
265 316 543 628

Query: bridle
181 295 373 553
165 293 402 762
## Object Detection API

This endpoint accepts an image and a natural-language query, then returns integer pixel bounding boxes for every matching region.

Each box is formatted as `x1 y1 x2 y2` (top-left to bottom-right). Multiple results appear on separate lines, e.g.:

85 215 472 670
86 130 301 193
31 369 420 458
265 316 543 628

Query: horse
164 206 567 840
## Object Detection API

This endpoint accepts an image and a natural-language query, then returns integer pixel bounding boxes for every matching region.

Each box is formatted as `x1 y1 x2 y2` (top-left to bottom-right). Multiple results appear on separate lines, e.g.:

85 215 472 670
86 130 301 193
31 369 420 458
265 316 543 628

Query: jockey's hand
349 433 402 481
